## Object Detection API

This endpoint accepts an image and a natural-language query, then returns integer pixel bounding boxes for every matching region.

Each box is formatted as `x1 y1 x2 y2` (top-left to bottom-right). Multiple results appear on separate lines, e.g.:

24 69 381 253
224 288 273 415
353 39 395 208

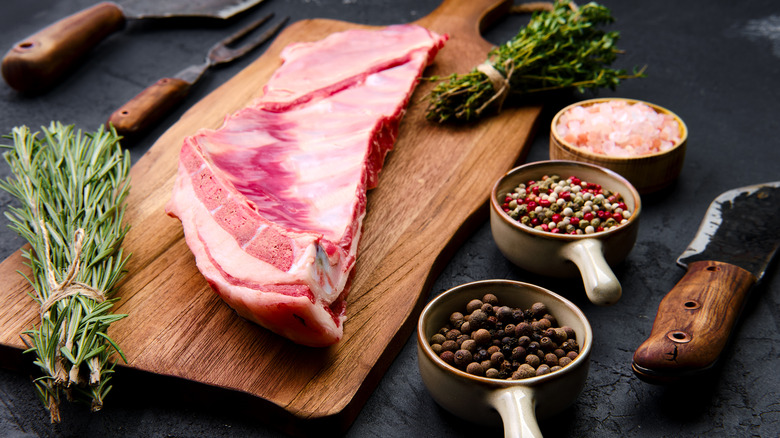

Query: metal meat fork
107 13 288 139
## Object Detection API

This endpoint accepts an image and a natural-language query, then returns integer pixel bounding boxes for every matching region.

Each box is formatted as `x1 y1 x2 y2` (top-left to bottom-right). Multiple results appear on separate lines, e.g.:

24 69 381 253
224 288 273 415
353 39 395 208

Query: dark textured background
1 0 779 436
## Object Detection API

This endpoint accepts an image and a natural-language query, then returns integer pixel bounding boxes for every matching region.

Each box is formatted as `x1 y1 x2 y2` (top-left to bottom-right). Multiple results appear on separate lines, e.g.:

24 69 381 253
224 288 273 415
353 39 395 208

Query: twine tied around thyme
475 62 512 115
471 1 578 117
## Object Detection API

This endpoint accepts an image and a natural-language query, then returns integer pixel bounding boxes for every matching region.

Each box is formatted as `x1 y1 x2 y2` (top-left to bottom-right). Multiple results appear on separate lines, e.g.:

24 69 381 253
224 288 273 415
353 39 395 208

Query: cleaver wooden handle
107 77 192 140
2 2 126 93
632 260 756 383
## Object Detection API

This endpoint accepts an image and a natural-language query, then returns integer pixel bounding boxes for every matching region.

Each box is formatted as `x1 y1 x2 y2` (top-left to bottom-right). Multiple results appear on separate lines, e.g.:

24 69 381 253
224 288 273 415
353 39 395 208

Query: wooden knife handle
2 2 126 93
632 260 756 383
107 77 192 139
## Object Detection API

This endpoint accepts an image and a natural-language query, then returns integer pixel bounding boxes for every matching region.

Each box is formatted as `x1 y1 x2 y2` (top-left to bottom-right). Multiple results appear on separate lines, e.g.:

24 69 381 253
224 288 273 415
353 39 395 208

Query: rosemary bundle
0 122 131 422
425 0 645 123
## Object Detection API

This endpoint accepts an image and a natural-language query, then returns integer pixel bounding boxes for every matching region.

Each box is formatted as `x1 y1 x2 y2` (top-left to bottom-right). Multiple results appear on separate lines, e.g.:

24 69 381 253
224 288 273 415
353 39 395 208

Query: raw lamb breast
166 25 447 347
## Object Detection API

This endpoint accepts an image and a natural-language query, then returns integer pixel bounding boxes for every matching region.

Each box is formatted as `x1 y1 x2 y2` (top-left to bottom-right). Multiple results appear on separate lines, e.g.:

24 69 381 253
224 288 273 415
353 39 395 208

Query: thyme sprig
425 0 646 123
0 122 131 423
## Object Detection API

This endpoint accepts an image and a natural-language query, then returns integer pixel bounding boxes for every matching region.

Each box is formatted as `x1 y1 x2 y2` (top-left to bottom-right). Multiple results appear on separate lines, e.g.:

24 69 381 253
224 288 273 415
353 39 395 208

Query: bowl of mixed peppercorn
417 279 592 435
490 160 641 306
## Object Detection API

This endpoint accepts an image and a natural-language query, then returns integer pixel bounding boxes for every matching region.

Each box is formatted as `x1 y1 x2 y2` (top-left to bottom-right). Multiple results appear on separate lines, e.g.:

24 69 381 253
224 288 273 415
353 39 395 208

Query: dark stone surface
1 0 779 436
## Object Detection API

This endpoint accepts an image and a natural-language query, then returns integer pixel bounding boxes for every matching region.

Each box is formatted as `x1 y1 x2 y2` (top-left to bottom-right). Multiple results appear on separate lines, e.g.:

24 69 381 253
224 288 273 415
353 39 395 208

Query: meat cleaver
1 0 265 93
632 181 780 383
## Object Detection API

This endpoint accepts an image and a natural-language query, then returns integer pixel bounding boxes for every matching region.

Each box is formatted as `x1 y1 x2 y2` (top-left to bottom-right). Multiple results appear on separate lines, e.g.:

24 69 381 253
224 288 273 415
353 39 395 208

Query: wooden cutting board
0 0 543 434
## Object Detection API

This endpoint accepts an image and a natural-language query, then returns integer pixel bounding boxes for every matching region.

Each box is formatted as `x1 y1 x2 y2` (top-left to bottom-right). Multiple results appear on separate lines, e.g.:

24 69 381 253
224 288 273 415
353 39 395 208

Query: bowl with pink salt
550 98 687 194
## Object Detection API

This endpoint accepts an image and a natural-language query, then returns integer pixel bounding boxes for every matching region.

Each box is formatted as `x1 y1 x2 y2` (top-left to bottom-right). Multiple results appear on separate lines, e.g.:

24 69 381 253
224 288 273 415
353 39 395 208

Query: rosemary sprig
425 0 646 123
0 122 131 423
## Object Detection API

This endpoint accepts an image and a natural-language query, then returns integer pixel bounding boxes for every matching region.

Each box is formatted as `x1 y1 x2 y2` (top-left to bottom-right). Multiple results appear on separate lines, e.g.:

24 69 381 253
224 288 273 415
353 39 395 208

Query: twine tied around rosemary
36 220 107 396
38 222 106 319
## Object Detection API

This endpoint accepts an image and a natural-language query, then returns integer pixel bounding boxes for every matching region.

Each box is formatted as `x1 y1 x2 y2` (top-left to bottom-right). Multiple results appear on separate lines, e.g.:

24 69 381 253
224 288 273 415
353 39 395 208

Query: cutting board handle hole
683 300 700 310
706 266 720 272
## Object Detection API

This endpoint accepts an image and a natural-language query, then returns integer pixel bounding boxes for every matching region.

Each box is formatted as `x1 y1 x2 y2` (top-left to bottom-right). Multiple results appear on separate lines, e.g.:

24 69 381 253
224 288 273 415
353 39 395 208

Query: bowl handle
489 386 542 438
560 239 622 305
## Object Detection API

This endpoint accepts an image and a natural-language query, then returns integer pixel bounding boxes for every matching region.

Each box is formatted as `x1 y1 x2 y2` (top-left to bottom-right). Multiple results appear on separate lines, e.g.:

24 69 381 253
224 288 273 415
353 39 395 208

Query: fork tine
208 14 289 65
220 13 273 47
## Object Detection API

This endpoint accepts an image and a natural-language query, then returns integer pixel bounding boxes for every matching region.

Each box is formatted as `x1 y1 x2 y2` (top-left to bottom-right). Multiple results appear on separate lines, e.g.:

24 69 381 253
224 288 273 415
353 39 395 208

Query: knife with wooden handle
1 0 266 93
632 182 780 383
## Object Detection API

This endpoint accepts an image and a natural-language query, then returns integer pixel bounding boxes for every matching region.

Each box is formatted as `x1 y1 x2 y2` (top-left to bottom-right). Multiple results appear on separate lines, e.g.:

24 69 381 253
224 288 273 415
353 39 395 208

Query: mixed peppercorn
428 293 579 380
500 174 632 234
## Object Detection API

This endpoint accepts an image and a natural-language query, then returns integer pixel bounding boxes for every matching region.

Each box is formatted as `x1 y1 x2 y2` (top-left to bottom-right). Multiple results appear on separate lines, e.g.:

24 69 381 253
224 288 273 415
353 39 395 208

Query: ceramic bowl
417 279 592 437
490 160 641 306
549 97 687 194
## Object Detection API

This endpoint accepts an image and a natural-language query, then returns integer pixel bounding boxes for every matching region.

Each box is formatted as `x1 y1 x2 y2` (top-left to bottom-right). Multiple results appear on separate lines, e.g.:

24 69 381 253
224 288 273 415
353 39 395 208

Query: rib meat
166 25 447 347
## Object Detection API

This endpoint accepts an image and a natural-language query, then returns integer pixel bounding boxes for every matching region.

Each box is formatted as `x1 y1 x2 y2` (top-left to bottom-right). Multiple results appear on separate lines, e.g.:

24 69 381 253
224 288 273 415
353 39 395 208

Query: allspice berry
440 350 455 365
466 362 484 376
449 311 464 326
482 293 499 306
513 364 536 379
454 349 473 368
461 339 477 353
530 302 548 318
517 335 531 347
539 336 555 351
490 351 505 367
552 328 568 343
472 328 492 345
511 346 527 362
496 306 514 322
441 340 458 352
466 299 483 313
515 322 533 338
533 318 552 332
469 309 488 328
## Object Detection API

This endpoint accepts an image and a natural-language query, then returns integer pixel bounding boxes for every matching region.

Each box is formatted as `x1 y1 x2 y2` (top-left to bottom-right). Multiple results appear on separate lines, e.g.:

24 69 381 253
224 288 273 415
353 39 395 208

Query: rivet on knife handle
632 260 756 383
107 78 192 139
1 2 126 93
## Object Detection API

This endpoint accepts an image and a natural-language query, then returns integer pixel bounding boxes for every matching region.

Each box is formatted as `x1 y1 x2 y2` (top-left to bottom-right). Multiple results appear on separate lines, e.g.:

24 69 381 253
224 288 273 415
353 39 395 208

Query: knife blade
1 0 265 93
632 181 780 383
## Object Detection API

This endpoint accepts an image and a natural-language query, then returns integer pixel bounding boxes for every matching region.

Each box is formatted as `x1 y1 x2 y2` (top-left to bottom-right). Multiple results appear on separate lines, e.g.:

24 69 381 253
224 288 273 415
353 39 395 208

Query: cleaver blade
1 0 266 93
632 181 780 383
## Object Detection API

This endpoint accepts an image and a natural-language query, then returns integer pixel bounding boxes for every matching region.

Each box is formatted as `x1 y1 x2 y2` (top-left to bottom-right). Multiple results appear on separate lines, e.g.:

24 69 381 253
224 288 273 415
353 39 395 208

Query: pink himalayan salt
555 100 681 157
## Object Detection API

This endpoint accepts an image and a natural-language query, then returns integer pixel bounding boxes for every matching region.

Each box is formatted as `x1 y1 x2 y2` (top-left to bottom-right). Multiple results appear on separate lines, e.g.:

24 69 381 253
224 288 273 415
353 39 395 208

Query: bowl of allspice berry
417 279 592 436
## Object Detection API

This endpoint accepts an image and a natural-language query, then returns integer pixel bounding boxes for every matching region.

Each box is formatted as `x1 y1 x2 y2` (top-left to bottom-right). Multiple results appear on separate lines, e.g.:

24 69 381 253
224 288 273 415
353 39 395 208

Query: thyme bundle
0 122 131 422
425 0 645 123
